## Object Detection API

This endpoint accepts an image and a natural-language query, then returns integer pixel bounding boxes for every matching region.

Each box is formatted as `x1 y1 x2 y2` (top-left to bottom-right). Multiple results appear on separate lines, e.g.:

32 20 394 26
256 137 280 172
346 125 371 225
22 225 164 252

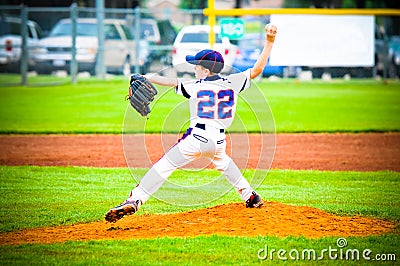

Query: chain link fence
0 4 399 85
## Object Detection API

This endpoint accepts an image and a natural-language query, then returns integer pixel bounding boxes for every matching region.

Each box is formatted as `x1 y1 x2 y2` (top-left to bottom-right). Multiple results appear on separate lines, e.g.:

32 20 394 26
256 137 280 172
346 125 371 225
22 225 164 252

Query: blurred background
0 0 399 85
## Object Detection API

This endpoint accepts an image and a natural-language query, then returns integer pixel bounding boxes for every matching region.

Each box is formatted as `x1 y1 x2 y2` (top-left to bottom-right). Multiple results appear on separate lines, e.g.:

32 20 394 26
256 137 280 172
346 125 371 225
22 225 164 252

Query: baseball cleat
245 191 263 208
105 199 140 223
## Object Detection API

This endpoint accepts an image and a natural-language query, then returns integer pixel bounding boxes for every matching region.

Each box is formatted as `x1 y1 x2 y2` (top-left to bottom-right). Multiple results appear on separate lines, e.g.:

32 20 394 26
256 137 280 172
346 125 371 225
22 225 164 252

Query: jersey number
197 89 234 119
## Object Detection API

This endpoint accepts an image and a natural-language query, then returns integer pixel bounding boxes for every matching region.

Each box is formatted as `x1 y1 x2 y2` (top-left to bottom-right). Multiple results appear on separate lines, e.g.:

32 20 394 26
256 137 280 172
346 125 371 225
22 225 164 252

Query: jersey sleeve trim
175 79 191 99
239 78 248 93
180 84 191 99
239 69 251 93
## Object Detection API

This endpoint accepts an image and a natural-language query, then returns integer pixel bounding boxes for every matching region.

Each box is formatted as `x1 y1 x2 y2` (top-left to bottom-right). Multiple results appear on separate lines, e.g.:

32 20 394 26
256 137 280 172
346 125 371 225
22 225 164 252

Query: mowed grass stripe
0 76 399 133
0 166 399 232
0 235 399 265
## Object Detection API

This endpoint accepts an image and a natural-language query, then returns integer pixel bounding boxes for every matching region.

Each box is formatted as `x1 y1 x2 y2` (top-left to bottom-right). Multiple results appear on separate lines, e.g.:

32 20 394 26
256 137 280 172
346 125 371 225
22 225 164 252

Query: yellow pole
208 0 216 49
204 8 400 16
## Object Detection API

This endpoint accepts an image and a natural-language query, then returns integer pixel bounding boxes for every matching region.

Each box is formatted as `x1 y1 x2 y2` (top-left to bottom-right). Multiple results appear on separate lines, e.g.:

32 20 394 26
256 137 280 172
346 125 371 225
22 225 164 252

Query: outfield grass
0 166 399 265
0 75 399 133
0 73 70 86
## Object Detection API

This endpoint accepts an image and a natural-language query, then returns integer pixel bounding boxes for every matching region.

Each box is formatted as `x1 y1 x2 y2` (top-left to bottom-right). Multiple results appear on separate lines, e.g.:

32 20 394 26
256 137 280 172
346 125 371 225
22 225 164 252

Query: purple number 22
197 89 234 119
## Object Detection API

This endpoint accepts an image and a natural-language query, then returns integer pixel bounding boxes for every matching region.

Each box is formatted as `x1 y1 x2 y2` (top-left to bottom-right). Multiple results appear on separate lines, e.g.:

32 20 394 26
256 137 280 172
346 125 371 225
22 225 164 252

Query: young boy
105 23 277 222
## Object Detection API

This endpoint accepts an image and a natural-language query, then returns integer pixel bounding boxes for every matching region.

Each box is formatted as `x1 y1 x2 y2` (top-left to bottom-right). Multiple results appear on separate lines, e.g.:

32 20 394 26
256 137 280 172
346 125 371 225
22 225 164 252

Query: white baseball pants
129 125 254 205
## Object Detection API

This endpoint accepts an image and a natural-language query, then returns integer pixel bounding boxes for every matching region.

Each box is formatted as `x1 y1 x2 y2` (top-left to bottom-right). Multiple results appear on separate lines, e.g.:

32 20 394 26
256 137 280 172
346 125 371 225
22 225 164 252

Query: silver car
33 18 150 75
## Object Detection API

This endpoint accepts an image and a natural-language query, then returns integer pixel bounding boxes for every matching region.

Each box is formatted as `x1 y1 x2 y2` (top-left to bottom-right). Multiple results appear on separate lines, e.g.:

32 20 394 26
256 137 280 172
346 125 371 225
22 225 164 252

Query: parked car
388 35 400 77
172 25 238 75
154 19 177 64
126 17 177 64
140 18 161 44
374 24 389 77
157 20 177 46
232 33 300 78
33 18 150 75
0 16 42 72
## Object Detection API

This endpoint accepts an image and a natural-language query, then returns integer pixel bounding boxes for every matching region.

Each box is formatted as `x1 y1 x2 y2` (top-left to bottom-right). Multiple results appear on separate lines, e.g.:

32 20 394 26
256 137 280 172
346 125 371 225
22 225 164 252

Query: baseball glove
127 74 158 116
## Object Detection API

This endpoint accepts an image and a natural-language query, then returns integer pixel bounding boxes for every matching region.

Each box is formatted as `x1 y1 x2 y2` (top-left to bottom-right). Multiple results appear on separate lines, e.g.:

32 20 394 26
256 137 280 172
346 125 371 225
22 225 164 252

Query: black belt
195 123 224 133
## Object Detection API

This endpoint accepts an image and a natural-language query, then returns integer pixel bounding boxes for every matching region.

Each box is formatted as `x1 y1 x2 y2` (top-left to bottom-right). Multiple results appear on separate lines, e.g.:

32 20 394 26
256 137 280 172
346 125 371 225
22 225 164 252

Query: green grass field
0 75 399 133
0 166 399 264
0 75 399 265
1 166 399 232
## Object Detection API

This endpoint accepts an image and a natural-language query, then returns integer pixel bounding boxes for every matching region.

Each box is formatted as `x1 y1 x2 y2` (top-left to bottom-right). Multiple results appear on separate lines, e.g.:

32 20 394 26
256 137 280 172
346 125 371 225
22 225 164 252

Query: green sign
219 18 245 40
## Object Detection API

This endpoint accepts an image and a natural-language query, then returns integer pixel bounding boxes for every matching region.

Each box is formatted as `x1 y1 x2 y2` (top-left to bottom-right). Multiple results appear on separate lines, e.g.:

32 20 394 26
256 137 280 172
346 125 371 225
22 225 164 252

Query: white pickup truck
0 16 42 72
33 18 150 75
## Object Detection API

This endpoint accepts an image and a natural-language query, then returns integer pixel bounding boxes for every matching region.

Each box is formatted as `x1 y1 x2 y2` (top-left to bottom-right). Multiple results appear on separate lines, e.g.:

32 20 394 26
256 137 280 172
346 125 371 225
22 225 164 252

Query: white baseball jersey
175 69 251 129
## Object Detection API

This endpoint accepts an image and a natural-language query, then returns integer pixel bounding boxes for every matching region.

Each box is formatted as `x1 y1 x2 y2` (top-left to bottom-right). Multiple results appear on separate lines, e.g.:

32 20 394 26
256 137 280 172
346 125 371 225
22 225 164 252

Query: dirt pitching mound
0 202 396 245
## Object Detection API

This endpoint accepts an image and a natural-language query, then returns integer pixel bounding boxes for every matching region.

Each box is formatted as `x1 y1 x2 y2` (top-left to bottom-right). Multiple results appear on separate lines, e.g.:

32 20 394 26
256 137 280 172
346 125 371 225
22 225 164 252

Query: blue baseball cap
185 49 224 73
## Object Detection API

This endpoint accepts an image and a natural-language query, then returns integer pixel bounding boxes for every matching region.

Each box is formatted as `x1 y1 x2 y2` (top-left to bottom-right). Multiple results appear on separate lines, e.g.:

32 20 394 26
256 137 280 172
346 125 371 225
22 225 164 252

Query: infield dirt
0 133 399 244
1 133 399 171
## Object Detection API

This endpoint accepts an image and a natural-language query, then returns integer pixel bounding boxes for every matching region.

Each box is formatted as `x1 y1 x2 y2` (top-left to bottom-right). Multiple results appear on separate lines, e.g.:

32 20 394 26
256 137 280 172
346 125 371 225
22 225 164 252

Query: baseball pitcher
105 23 278 223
